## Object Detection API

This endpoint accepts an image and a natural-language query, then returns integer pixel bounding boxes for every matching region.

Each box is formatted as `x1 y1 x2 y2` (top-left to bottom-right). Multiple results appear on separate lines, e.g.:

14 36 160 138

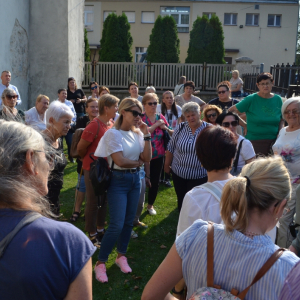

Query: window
123 11 135 23
84 9 94 31
268 14 281 27
161 7 190 33
203 12 215 19
135 47 147 62
103 11 115 21
224 13 237 25
246 14 259 26
142 12 155 23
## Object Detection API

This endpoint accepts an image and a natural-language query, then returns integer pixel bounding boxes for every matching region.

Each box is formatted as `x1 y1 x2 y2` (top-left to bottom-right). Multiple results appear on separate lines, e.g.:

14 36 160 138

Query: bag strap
94 118 101 140
237 248 286 299
200 182 223 202
232 139 244 172
0 212 42 258
207 222 214 287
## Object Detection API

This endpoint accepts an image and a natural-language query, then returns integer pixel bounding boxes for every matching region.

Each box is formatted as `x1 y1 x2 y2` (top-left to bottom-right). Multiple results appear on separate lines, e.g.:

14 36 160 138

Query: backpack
188 223 286 300
70 128 85 158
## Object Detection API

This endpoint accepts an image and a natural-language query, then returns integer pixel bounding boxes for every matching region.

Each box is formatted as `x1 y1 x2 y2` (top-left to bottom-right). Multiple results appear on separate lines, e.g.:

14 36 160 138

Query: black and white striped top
168 121 210 179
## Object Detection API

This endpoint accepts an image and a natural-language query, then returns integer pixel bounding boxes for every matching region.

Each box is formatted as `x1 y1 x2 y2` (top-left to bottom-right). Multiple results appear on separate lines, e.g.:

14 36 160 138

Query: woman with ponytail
142 156 300 300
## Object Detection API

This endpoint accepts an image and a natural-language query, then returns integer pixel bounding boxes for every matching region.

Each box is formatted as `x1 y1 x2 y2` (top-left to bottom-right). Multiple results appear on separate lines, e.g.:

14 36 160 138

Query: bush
186 15 225 64
99 13 133 62
147 15 180 63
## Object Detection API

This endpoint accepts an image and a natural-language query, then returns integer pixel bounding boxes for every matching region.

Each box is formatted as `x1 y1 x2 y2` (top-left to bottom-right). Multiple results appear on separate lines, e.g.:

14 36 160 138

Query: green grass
60 145 179 300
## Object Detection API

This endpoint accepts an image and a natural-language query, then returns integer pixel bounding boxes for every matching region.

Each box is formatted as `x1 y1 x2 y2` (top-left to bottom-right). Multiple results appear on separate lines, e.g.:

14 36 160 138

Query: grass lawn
59 149 179 299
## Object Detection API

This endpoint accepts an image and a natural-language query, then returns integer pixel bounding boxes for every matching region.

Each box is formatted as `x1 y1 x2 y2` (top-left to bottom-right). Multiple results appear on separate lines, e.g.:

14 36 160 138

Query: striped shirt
176 220 299 300
167 121 210 179
279 260 300 299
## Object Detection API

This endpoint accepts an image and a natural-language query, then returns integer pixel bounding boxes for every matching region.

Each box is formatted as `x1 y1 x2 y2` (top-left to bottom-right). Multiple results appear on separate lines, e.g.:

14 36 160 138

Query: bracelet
145 175 150 179
144 137 151 141
144 133 151 138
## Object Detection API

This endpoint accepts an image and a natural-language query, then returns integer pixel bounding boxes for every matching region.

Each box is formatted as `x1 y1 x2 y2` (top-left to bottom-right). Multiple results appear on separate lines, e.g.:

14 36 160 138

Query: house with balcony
84 0 299 72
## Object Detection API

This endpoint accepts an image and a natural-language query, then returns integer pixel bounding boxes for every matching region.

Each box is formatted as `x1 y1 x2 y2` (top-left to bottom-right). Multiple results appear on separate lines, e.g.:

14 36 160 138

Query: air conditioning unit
255 4 260 9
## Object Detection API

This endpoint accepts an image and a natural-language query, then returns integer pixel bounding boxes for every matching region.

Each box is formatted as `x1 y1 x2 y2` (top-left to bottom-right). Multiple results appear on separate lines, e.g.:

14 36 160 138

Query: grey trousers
134 178 146 224
277 184 297 248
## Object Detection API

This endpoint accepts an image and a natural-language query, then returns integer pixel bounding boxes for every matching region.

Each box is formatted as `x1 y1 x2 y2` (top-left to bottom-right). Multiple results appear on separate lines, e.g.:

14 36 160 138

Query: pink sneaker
94 263 108 283
115 256 132 273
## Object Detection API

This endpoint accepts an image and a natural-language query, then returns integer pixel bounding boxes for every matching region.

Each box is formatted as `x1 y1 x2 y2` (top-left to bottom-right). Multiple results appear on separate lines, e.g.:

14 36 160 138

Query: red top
81 118 114 170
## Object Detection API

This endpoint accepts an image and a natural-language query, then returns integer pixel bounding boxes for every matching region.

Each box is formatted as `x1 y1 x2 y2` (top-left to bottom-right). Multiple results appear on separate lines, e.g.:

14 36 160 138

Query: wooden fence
82 62 235 91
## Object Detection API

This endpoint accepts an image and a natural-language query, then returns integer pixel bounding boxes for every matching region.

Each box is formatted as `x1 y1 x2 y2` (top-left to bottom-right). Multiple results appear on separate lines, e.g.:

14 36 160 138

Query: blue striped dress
176 220 299 299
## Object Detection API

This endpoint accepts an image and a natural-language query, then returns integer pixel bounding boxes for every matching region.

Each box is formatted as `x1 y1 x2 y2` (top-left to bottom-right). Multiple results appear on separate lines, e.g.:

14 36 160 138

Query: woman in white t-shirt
230 70 243 97
216 111 256 170
93 98 151 283
273 97 300 249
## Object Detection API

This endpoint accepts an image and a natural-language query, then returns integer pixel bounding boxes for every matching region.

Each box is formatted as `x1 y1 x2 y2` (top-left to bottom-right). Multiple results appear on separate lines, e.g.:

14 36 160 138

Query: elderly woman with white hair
145 86 156 94
273 97 300 248
164 102 210 212
43 100 74 216
0 120 95 299
25 94 49 131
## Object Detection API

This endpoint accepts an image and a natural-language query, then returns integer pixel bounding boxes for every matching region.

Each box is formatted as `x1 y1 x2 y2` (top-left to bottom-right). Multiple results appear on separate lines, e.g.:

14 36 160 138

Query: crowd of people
1 68 300 300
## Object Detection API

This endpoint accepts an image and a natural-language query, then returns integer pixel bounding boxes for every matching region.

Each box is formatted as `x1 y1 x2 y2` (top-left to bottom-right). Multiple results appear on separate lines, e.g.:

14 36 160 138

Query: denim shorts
76 173 86 193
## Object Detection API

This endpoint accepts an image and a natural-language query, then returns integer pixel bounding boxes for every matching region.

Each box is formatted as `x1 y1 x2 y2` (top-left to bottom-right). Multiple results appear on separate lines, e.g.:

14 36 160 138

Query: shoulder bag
230 139 244 176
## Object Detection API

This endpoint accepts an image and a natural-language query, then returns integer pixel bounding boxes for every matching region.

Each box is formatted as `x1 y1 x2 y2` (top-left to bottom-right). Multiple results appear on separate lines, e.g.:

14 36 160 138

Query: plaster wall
68 0 85 88
0 0 30 109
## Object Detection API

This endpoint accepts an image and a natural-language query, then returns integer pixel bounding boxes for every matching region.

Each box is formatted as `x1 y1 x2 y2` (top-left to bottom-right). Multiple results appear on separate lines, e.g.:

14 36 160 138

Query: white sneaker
131 230 138 239
147 207 157 215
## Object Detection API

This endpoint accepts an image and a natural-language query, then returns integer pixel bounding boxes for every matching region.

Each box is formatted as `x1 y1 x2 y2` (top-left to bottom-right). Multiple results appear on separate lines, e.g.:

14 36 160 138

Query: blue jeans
76 173 86 193
98 171 141 262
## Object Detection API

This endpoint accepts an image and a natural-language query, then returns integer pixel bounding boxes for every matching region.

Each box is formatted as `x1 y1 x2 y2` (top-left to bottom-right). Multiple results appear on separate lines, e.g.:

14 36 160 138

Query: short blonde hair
142 93 159 106
36 94 50 104
98 94 119 115
220 156 291 233
115 98 143 132
232 70 240 77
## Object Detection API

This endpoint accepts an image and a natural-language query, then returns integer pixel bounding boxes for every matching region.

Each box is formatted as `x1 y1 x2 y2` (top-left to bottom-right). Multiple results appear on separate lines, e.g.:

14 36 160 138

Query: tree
84 28 91 62
99 13 133 62
99 13 113 60
185 15 225 64
147 15 180 63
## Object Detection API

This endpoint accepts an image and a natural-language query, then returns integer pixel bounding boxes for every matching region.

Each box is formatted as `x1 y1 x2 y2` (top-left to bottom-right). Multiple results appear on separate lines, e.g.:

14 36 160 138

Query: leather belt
112 167 140 174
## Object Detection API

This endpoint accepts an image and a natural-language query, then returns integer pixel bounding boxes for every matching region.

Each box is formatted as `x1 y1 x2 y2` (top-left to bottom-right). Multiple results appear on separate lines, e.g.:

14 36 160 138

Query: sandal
171 287 185 300
69 211 81 222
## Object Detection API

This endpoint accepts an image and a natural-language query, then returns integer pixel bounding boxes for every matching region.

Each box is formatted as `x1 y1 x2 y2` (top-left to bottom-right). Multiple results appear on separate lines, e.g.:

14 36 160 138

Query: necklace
243 230 262 237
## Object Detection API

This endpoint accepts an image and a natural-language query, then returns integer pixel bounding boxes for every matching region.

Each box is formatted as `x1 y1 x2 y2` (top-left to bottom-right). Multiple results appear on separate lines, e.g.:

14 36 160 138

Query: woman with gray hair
0 88 25 122
0 120 95 300
273 97 300 248
164 102 210 212
145 86 156 94
43 100 74 216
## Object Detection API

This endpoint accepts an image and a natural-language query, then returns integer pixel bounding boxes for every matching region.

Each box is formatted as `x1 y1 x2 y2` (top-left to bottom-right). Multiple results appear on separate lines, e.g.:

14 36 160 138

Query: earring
35 171 39 175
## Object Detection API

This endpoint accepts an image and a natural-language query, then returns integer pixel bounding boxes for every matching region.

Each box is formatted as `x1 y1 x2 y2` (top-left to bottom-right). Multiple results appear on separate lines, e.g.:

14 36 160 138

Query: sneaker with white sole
94 263 108 283
115 256 132 273
147 207 157 215
131 230 138 239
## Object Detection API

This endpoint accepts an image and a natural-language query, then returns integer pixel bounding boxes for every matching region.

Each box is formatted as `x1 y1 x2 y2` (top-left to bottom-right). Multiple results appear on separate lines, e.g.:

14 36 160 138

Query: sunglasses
147 102 157 106
91 86 98 90
222 120 238 127
125 109 144 118
207 113 217 118
6 95 18 100
218 90 228 94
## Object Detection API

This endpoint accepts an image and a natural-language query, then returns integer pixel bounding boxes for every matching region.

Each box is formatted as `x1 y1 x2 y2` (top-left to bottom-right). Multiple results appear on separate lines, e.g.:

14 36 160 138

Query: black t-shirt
75 115 90 173
67 89 86 114
208 97 240 111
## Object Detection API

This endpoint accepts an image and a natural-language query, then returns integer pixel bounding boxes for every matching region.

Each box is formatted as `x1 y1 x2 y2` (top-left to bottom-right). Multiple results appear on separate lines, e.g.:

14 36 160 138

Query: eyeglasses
284 110 300 115
6 95 18 100
125 109 144 118
147 102 157 106
218 90 228 94
222 120 238 127
258 82 272 87
207 113 217 118
91 86 98 90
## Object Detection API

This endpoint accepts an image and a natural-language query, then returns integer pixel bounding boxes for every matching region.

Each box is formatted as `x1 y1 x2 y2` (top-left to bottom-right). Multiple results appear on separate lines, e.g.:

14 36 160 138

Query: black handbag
230 139 244 176
89 153 114 199
162 129 171 150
